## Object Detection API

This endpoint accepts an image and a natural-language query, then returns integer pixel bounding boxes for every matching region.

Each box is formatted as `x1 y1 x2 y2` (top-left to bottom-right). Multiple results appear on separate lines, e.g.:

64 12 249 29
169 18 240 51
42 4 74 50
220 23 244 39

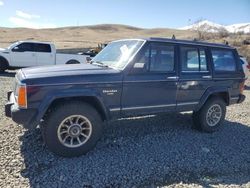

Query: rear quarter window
35 44 52 53
211 49 236 72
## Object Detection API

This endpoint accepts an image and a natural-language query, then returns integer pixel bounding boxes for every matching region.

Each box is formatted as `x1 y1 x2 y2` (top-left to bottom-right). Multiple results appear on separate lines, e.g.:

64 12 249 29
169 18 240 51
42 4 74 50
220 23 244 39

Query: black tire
0 58 8 73
192 97 226 133
66 59 80 64
41 101 103 157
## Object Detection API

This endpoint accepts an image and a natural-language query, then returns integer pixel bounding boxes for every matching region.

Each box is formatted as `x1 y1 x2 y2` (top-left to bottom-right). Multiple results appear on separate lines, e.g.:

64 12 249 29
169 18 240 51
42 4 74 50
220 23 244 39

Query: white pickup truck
0 41 88 72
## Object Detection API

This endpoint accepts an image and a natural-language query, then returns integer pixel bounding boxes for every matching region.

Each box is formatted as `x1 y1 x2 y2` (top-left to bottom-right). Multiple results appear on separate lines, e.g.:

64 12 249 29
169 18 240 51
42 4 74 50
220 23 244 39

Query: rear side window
211 49 236 71
180 47 208 72
35 44 51 53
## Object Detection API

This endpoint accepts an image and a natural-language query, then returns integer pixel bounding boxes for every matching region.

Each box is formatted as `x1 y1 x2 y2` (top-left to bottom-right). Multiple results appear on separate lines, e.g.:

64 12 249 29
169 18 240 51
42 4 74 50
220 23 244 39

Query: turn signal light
18 85 27 108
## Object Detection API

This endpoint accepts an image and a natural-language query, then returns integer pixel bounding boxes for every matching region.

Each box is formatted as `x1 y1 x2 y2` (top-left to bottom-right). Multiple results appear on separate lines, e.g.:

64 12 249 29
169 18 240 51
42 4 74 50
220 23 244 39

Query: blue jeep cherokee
5 38 246 157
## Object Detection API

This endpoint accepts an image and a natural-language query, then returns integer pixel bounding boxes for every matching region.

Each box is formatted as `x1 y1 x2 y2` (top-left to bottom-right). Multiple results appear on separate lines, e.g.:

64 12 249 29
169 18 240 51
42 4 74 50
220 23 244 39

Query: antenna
172 35 176 40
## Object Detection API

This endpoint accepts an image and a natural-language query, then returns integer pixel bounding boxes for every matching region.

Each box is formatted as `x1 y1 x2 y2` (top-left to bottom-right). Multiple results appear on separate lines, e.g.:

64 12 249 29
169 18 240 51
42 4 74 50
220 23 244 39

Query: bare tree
218 27 229 38
192 18 208 40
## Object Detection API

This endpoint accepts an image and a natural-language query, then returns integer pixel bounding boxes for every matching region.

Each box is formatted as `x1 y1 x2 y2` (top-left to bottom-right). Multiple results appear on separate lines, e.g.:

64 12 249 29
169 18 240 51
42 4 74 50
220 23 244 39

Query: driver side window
12 43 34 52
133 43 175 73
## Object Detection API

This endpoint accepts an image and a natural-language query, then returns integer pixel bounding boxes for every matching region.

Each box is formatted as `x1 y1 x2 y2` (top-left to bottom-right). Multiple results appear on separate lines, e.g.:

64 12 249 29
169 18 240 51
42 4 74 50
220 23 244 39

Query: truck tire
41 101 103 157
0 57 8 72
66 60 80 64
192 97 226 133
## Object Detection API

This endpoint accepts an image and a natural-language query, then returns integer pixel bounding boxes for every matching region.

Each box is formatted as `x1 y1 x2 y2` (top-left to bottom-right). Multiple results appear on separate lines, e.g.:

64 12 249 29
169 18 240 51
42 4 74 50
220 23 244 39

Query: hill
0 24 196 49
0 24 249 62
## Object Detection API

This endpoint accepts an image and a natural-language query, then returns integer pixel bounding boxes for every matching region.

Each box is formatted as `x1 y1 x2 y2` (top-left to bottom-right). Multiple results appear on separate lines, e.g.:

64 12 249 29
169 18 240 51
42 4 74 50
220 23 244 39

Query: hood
0 48 8 52
20 63 121 82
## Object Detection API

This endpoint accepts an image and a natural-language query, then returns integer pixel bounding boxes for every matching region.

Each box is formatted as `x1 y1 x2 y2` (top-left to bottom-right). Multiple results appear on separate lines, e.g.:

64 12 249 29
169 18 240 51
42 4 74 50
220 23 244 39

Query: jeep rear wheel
192 97 226 133
41 101 103 157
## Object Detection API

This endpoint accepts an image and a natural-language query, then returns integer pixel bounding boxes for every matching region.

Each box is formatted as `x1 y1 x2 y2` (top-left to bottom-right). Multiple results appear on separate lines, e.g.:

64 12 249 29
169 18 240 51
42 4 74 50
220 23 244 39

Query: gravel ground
0 71 249 188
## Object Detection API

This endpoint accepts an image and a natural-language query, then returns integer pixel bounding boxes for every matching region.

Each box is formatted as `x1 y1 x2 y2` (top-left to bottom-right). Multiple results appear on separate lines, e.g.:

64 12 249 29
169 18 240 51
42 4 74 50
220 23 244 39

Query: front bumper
5 91 37 129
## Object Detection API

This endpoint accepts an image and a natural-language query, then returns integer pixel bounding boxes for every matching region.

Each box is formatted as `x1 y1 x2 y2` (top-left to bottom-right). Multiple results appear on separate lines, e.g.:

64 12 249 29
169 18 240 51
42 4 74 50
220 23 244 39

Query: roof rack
147 37 233 49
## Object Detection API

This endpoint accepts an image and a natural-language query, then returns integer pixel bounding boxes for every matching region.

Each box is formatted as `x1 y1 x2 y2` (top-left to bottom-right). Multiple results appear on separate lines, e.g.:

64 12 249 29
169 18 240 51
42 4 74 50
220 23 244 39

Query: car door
121 42 178 116
34 43 55 65
177 45 213 111
10 42 36 67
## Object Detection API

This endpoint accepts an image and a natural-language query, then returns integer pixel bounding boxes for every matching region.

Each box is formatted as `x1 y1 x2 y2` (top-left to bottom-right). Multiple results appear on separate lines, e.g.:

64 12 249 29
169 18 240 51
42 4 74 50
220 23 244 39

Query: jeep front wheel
192 97 226 133
41 101 103 157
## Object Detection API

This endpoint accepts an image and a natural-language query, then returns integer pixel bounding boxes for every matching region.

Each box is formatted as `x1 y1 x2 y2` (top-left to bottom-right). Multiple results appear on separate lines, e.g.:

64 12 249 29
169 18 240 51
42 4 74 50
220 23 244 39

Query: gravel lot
0 71 249 187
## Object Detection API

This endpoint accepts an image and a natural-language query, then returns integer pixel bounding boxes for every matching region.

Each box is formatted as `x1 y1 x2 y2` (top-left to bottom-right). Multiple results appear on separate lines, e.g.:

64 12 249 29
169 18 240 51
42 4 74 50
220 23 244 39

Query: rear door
177 45 213 111
121 42 178 116
10 42 36 67
34 43 55 65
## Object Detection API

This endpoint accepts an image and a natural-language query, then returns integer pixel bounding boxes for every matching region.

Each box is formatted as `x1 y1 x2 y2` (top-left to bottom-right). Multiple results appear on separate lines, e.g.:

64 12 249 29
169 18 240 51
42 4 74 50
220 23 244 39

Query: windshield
91 39 145 69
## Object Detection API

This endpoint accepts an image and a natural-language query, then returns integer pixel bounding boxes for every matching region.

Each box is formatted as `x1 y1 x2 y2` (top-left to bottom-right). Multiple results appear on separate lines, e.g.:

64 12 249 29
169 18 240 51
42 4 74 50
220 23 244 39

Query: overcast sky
0 0 249 29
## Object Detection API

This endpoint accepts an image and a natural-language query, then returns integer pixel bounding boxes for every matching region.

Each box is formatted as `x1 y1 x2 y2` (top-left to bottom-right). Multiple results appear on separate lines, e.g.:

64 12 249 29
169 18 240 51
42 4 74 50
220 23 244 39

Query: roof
18 41 52 45
145 37 234 49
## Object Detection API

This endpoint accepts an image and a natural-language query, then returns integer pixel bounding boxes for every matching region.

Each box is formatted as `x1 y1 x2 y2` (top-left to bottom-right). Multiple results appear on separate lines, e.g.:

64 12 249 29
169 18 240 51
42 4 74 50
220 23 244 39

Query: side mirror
12 46 24 52
12 46 19 51
86 56 92 63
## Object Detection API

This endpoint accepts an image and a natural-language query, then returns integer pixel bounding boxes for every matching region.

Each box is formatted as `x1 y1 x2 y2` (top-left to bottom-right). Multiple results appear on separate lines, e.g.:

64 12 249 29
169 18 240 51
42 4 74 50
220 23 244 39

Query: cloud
16 10 40 19
8 10 56 29
9 17 57 29
0 1 4 6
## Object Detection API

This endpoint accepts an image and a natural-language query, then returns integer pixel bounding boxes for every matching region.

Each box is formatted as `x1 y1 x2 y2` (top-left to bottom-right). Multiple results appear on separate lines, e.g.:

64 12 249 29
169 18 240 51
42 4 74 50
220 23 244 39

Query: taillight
18 85 27 108
239 81 245 94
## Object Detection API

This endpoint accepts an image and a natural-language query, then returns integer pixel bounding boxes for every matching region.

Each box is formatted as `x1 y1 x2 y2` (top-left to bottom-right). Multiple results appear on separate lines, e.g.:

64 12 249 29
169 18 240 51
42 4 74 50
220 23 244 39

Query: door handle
167 76 179 80
202 75 212 79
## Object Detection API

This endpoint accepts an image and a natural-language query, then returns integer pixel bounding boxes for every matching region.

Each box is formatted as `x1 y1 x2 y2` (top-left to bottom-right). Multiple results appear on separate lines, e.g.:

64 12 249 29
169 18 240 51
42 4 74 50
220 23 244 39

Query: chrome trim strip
177 102 199 106
124 80 177 83
122 104 175 110
27 81 123 87
213 78 244 80
111 102 199 111
182 71 209 73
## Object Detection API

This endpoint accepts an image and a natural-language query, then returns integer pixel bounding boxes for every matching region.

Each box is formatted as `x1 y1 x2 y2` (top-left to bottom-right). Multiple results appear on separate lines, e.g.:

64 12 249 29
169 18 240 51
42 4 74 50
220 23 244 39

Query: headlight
17 84 27 108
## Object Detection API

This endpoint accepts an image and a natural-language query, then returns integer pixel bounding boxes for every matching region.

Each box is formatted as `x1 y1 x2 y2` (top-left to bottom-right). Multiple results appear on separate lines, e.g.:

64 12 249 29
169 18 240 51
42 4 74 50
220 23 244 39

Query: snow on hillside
225 23 250 33
180 20 250 33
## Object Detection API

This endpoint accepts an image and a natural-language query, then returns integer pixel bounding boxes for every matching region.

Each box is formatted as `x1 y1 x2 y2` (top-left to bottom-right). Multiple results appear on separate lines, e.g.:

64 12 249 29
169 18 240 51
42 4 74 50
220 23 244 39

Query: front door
10 42 37 67
121 42 178 116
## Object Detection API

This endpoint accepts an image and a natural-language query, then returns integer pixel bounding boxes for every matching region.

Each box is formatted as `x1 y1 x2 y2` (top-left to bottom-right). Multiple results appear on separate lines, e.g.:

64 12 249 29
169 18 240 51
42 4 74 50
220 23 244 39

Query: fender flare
29 89 109 129
195 86 230 111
